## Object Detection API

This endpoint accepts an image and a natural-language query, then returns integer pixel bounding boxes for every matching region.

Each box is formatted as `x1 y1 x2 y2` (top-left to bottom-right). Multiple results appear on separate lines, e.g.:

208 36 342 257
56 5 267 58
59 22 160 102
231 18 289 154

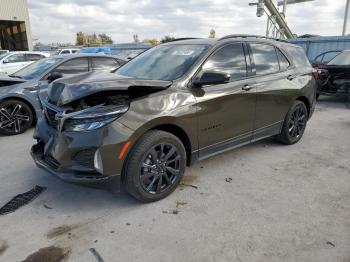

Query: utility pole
343 0 350 36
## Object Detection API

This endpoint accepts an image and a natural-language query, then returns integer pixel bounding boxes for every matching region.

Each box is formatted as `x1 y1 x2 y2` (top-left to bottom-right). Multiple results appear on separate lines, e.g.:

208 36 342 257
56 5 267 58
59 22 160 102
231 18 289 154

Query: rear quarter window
285 46 311 68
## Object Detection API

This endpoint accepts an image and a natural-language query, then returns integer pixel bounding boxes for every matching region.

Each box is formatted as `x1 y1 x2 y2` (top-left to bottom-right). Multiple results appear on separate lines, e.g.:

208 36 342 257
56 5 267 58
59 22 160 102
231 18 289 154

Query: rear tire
276 101 308 145
123 130 186 202
0 99 33 136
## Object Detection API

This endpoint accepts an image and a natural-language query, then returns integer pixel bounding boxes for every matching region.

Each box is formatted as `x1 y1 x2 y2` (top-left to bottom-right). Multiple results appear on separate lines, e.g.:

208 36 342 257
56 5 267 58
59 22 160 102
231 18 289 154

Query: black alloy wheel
140 143 181 194
277 100 308 145
124 130 186 202
0 99 33 136
287 104 307 139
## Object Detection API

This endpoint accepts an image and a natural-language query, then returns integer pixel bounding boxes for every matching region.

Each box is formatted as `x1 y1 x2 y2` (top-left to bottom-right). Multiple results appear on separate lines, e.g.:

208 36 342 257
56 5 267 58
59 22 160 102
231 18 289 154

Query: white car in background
0 50 9 55
52 48 80 55
0 51 50 75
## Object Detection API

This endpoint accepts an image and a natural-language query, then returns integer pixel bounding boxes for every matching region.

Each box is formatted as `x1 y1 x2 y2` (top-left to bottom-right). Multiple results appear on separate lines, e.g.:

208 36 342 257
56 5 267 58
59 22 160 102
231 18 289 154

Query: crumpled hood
48 72 172 106
0 75 28 87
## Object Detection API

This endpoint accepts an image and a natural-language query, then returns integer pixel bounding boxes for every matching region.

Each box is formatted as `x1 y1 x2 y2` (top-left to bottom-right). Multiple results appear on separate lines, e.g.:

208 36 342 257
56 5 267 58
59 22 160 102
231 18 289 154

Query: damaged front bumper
31 115 135 190
31 142 116 186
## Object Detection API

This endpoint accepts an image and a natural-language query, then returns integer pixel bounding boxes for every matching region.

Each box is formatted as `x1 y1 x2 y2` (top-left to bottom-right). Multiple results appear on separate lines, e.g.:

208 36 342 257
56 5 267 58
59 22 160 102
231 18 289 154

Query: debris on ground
326 241 336 247
94 240 98 243
46 225 78 239
176 201 187 208
225 177 232 183
21 246 70 262
43 204 53 210
110 230 115 234
0 186 46 216
179 183 198 189
162 210 179 215
89 248 105 262
126 223 131 226
0 240 8 256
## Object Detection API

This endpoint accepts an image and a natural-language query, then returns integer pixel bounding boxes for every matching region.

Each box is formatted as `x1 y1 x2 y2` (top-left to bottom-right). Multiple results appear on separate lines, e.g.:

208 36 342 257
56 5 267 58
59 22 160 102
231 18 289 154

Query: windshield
328 51 350 65
0 53 9 60
11 57 63 80
115 44 209 81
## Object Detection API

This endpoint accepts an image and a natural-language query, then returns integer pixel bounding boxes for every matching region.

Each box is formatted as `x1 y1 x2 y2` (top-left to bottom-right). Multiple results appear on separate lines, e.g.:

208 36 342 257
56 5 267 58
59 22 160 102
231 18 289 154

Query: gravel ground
0 97 349 262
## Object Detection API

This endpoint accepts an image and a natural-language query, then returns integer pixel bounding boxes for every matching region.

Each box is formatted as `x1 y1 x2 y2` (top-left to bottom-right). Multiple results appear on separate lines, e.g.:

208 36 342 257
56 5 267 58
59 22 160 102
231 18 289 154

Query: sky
27 0 347 44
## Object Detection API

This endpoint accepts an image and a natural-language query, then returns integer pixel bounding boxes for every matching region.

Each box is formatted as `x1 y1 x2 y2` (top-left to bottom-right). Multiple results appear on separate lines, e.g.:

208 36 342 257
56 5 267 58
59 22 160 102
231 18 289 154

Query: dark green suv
31 35 316 202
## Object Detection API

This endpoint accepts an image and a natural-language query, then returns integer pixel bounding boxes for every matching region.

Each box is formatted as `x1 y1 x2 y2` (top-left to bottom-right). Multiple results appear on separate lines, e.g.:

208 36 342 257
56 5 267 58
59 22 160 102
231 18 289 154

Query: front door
194 43 257 159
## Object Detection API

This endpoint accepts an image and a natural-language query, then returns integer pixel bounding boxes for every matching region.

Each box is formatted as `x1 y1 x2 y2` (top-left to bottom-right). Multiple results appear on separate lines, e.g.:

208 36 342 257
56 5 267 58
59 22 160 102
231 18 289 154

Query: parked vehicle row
0 54 125 135
53 48 80 55
29 35 317 202
0 51 50 75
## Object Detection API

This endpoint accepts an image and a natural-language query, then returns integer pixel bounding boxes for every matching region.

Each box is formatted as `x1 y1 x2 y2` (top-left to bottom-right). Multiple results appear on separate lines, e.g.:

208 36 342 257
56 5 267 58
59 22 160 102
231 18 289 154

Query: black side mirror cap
192 71 230 87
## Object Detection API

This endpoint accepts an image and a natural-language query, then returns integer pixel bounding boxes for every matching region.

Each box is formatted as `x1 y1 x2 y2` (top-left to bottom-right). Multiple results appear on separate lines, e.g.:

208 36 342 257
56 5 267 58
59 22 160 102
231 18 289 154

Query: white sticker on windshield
171 50 195 56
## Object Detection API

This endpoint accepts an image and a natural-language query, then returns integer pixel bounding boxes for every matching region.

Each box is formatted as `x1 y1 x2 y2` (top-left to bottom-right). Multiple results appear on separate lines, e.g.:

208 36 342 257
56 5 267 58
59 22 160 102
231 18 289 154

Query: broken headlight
64 105 128 131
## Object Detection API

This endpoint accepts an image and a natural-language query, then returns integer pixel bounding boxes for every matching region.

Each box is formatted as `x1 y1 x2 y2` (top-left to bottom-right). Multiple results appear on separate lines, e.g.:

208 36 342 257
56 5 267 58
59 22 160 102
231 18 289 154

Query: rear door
248 43 295 140
195 42 257 159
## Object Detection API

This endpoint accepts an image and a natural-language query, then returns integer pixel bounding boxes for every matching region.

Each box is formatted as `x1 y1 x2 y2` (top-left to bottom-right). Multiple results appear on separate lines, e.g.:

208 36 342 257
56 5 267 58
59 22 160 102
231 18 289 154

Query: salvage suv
32 35 316 202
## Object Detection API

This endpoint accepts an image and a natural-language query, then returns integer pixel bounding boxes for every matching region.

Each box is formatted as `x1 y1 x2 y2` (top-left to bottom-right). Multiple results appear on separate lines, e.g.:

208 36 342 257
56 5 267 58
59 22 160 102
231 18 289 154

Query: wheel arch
296 96 311 117
150 124 192 166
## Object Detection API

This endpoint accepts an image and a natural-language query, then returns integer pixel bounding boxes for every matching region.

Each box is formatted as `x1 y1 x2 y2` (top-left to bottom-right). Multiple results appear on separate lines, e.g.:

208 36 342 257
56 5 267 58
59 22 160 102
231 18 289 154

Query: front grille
74 149 96 169
45 107 58 129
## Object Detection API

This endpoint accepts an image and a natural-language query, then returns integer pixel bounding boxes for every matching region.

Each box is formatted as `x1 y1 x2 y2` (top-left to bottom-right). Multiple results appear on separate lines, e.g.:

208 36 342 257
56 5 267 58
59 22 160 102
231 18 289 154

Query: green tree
76 32 85 46
146 38 159 46
160 35 175 43
99 33 113 44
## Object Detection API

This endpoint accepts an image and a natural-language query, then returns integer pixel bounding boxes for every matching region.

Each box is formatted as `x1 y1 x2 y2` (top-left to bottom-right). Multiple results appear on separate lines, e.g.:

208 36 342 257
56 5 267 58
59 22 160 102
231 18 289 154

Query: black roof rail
168 38 200 42
219 34 288 43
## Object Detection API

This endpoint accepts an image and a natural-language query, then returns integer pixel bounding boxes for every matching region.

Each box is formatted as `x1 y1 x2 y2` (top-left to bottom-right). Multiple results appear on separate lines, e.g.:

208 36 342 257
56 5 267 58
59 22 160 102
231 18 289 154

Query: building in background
0 0 32 51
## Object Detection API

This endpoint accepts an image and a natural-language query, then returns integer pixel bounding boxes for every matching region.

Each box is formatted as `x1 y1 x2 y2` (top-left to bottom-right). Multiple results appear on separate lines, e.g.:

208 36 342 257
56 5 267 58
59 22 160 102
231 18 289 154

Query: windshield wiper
9 75 23 79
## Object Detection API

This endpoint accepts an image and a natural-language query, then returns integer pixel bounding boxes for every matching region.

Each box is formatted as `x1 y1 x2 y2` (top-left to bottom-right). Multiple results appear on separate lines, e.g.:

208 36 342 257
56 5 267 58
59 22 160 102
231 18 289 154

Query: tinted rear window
250 43 279 75
285 46 310 67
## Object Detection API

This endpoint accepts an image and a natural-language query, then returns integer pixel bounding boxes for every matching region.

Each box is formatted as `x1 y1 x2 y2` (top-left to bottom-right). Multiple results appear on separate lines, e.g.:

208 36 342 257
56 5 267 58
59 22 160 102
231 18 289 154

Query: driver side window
201 43 247 82
6 54 26 63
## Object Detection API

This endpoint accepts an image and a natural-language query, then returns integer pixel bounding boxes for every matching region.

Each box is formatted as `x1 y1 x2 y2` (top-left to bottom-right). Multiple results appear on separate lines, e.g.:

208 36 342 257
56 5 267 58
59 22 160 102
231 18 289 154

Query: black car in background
317 50 350 98
311 50 341 68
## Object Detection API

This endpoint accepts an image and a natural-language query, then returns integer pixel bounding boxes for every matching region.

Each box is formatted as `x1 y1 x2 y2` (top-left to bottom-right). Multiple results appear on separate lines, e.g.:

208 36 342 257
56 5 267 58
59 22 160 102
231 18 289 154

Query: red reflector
118 142 131 160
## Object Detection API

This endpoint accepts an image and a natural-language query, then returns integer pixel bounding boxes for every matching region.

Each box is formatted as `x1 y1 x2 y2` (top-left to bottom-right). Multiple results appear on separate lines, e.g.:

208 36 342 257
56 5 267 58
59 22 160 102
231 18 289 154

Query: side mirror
3 59 9 64
192 71 230 87
47 72 63 83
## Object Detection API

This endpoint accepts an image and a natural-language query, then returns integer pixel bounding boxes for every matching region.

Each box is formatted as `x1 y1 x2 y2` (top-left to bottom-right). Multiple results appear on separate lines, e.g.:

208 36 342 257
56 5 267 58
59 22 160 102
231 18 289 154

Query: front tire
0 99 34 136
276 101 308 145
123 130 186 202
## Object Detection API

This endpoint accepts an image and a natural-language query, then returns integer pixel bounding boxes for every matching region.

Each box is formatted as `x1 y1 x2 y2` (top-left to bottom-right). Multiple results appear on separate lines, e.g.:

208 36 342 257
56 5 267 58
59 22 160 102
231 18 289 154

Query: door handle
242 84 252 91
287 75 295 81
